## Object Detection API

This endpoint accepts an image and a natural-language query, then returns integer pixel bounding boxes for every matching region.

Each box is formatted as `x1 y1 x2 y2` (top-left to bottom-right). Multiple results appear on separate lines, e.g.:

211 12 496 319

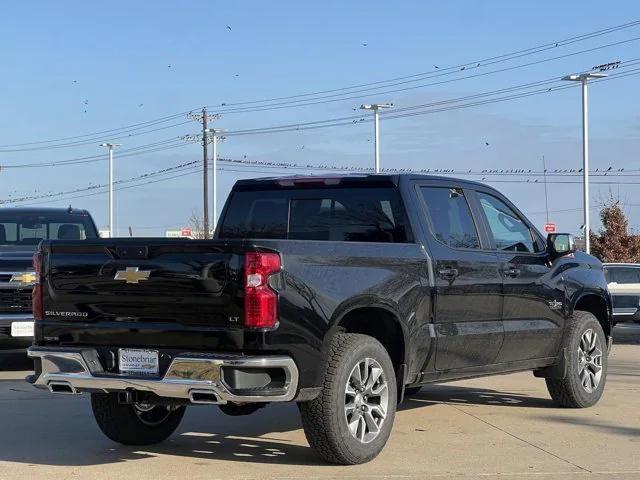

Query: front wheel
546 310 608 408
299 333 397 465
91 393 186 445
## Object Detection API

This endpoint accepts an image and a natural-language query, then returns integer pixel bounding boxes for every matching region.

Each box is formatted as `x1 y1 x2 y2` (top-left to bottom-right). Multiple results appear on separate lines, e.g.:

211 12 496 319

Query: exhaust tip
189 389 221 404
48 382 77 394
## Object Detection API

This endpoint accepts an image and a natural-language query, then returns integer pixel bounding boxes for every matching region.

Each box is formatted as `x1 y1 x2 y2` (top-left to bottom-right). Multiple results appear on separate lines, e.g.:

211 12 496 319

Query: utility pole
359 103 393 173
542 155 549 224
186 109 221 238
99 143 120 238
202 108 209 238
562 68 611 253
205 128 225 231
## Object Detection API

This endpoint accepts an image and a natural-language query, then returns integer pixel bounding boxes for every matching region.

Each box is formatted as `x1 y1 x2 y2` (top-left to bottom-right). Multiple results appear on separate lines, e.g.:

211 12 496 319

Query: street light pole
205 128 225 232
100 143 120 238
562 72 606 253
580 78 590 253
360 103 393 173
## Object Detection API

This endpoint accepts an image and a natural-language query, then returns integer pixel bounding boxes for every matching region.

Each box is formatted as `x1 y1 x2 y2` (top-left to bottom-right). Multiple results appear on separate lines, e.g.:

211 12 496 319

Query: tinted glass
420 187 480 249
219 187 411 242
476 192 537 253
608 267 640 284
0 213 97 246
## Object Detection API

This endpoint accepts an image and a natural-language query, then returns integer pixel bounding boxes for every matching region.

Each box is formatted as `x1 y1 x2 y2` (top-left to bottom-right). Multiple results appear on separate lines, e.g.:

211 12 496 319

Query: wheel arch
573 292 612 339
322 301 410 387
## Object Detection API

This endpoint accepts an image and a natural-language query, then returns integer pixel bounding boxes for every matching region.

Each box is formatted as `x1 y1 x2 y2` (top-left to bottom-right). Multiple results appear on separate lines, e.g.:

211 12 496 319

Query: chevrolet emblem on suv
114 267 151 284
10 272 37 284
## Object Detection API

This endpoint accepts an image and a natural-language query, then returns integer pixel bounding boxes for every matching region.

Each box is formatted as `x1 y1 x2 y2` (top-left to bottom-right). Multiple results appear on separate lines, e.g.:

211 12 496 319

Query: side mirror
547 233 576 257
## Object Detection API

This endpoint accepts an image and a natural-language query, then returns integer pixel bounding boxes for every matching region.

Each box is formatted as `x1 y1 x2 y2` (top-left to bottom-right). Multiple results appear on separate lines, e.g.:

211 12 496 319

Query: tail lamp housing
244 251 281 329
32 250 44 320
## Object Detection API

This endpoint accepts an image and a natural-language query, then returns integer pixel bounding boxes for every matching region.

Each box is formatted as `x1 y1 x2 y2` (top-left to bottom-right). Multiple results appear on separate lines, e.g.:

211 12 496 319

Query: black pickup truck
28 175 612 464
0 207 98 353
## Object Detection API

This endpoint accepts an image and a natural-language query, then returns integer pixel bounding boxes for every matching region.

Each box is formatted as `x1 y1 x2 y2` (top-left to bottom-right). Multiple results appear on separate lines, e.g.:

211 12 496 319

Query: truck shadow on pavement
400 384 556 409
0 383 561 468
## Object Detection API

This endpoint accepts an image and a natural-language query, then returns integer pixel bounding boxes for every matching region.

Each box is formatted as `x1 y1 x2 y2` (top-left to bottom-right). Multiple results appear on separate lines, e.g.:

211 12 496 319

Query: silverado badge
114 267 151 284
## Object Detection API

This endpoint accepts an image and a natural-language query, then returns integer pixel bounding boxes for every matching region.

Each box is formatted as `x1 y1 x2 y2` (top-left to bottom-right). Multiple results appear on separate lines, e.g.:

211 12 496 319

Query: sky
0 1 639 236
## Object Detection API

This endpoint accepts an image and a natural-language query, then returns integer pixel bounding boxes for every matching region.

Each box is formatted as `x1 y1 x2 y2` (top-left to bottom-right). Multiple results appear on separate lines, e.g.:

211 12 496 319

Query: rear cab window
219 186 412 243
0 212 98 246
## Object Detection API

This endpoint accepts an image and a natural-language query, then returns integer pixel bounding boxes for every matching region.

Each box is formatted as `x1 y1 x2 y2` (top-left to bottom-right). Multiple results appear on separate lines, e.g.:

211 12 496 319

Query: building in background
165 228 193 239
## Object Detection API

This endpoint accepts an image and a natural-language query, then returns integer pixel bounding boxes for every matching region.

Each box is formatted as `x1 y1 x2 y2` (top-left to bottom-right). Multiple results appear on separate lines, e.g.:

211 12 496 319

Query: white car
603 263 640 324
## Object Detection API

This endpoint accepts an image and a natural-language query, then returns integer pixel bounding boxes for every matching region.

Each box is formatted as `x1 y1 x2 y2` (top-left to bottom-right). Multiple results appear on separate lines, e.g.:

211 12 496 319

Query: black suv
0 207 98 353
28 175 611 464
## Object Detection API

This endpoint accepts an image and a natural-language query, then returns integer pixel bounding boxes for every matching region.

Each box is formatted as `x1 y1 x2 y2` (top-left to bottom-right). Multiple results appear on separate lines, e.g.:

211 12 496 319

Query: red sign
180 228 193 237
543 223 556 233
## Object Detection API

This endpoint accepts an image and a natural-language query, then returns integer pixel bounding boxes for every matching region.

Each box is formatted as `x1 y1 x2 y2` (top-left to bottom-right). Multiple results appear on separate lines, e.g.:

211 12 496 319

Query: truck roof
233 173 489 189
0 207 92 216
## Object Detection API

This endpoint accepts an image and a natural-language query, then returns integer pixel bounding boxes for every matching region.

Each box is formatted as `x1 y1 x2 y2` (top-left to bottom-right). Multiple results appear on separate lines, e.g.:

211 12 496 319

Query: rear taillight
244 251 281 329
32 250 44 320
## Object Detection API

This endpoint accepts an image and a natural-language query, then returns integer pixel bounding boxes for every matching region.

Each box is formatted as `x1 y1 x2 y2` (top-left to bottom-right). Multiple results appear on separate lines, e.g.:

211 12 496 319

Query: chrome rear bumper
27 346 298 404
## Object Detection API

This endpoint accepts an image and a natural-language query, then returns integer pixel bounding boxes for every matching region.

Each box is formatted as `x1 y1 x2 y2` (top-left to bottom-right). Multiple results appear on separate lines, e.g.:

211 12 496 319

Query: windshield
0 213 98 246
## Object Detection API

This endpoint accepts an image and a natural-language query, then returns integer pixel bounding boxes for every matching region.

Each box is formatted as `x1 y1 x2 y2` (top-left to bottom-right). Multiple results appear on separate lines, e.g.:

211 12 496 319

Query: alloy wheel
577 328 603 394
344 357 389 444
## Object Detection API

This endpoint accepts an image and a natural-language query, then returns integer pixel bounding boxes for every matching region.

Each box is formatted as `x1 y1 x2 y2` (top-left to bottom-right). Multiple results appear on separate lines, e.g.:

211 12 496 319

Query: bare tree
187 211 208 239
590 195 640 263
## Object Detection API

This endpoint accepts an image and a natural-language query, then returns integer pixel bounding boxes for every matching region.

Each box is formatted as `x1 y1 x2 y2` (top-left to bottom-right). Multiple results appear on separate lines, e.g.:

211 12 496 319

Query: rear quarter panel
258 240 431 388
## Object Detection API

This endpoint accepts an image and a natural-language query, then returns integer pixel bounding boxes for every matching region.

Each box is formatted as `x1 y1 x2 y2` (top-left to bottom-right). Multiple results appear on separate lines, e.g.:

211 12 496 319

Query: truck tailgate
38 239 254 349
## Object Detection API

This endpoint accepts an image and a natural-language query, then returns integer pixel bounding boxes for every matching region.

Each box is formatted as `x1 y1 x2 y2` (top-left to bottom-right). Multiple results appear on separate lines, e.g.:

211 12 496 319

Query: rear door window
219 187 412 242
419 187 480 249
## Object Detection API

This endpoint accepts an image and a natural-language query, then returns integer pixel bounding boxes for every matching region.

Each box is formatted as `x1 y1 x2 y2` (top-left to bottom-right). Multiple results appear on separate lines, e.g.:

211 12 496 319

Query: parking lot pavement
0 326 638 480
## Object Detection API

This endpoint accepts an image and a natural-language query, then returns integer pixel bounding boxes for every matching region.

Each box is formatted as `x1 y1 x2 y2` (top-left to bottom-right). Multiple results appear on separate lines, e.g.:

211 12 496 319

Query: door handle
438 267 459 280
503 266 521 278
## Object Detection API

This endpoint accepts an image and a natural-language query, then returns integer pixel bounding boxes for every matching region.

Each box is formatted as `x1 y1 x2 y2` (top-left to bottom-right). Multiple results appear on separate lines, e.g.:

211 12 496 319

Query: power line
1 160 202 205
0 120 193 153
217 158 639 176
220 67 640 137
7 62 636 170
12 168 203 208
0 110 194 149
1 20 638 150
204 37 640 115
1 138 190 169
3 65 638 172
204 20 640 109
8 156 640 207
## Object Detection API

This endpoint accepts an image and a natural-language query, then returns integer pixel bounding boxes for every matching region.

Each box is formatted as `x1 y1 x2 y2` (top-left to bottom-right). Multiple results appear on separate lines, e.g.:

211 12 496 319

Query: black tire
546 310 608 408
91 393 186 445
298 333 397 465
404 386 422 397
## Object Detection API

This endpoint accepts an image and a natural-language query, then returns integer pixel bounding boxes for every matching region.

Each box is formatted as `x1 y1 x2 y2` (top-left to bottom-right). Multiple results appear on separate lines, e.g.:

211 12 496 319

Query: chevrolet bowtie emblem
114 267 151 284
10 272 37 284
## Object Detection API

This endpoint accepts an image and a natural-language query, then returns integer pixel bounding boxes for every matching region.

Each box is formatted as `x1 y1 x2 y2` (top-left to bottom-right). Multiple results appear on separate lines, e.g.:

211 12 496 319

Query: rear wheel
299 333 397 465
91 393 186 445
546 311 607 408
